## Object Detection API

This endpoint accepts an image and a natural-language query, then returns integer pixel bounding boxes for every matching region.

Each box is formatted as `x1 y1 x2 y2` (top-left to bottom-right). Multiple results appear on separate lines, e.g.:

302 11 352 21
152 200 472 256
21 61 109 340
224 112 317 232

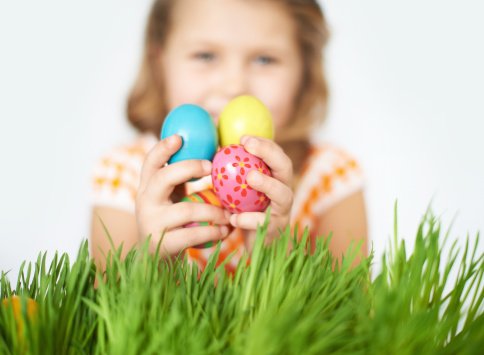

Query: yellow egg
2 295 38 336
218 95 274 146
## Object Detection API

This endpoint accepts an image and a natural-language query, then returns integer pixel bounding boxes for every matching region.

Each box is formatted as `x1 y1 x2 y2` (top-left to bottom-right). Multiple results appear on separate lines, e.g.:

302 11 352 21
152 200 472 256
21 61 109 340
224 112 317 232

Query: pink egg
211 144 271 213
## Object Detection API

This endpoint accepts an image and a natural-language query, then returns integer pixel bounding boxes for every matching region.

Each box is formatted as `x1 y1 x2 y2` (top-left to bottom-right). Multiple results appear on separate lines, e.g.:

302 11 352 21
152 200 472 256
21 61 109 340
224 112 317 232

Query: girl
90 0 368 272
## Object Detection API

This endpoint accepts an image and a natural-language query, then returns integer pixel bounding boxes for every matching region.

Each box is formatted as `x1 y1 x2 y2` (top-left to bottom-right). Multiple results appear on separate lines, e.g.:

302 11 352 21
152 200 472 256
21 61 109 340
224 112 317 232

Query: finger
246 170 293 215
139 135 182 192
144 160 212 203
164 225 231 253
162 202 231 230
229 212 265 231
240 135 293 186
230 213 283 246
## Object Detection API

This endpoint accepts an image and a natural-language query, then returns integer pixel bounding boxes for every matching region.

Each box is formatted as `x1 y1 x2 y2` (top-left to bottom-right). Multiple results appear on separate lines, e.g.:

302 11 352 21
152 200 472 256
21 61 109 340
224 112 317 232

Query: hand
136 135 231 257
230 136 294 250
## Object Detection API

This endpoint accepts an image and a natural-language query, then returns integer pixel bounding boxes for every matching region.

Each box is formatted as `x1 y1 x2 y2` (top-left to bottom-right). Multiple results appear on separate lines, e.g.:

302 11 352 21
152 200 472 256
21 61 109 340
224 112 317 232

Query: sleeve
90 145 145 214
291 144 365 228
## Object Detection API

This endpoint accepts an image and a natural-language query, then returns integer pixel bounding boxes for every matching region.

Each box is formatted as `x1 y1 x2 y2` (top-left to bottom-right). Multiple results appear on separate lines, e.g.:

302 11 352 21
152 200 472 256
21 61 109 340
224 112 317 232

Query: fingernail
248 170 262 185
167 134 179 146
229 215 237 227
224 210 232 221
220 226 229 237
242 137 256 152
202 160 212 172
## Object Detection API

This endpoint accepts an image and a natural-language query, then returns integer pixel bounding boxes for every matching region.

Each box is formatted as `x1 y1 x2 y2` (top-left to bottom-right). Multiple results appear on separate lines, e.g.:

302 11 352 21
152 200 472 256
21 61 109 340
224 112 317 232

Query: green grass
1 207 483 354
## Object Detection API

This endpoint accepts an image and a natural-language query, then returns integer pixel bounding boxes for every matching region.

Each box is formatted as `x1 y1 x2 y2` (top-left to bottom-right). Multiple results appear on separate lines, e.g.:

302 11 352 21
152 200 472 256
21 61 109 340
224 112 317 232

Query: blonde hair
126 0 330 173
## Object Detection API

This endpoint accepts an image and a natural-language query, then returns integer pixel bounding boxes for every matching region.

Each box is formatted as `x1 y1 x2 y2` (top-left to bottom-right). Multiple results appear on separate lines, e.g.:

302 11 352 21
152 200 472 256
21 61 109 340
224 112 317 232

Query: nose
221 59 249 98
205 58 250 122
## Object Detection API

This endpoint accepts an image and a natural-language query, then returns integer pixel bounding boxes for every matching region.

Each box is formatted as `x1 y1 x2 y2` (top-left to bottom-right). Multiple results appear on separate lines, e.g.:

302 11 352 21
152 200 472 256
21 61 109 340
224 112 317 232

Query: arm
316 190 368 265
90 206 139 271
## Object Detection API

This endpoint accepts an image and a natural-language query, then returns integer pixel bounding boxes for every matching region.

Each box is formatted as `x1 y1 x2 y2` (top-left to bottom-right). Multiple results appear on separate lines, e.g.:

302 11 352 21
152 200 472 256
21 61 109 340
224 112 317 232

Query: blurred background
1 0 483 278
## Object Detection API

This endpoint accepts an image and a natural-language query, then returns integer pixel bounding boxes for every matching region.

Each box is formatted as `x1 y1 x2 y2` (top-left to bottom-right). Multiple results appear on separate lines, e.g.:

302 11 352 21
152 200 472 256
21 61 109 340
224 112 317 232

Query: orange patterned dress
91 133 364 273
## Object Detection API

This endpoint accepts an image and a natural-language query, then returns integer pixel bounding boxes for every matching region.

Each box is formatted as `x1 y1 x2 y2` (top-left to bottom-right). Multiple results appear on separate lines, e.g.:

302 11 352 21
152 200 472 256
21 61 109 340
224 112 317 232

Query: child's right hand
135 135 231 257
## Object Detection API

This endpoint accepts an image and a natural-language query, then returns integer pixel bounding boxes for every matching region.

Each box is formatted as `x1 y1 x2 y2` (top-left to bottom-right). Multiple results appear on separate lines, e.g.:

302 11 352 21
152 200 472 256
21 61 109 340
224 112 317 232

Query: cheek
162 58 207 110
163 71 197 109
253 76 300 130
270 96 295 130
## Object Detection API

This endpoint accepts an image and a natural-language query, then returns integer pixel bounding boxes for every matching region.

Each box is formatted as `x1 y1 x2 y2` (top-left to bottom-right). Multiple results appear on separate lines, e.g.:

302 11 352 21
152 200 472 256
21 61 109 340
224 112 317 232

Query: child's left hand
229 136 294 250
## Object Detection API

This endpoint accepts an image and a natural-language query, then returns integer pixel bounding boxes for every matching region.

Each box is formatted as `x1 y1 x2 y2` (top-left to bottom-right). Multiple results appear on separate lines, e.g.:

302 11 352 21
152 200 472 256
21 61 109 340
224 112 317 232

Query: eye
192 51 216 62
254 55 277 65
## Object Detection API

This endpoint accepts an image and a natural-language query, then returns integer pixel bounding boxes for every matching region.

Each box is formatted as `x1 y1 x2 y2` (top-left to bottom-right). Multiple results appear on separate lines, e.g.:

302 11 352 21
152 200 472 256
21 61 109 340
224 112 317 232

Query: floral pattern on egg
212 144 271 213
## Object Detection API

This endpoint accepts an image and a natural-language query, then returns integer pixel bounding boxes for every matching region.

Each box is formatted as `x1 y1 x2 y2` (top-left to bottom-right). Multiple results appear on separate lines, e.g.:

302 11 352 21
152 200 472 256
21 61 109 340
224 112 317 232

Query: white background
1 0 483 279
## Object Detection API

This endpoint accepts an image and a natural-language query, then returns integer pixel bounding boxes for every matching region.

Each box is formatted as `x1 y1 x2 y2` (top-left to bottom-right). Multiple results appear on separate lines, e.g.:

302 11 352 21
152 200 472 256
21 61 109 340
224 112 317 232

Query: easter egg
181 189 225 249
218 95 274 146
212 144 271 213
2 296 38 335
161 104 218 164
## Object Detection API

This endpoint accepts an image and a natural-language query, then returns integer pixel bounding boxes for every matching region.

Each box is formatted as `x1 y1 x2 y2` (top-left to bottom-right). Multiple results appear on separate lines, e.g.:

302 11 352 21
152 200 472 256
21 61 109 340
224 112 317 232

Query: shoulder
300 144 363 178
292 143 365 223
95 133 158 170
91 133 158 212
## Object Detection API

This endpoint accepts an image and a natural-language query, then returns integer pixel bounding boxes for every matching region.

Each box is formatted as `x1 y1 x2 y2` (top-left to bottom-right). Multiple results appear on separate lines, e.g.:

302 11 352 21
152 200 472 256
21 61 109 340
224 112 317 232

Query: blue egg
161 104 218 164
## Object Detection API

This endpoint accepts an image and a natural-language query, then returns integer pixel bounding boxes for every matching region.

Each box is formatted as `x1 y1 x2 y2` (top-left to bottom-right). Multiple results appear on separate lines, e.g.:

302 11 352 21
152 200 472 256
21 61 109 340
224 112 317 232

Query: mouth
209 111 220 125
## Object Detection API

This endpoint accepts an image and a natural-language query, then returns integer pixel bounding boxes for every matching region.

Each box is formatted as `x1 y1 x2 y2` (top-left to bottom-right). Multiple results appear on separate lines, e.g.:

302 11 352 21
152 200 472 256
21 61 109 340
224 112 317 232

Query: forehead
170 0 298 49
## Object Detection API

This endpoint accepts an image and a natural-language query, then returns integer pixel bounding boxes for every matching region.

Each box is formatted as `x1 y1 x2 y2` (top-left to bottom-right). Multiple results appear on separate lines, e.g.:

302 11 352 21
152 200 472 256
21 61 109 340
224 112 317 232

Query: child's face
160 0 303 131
